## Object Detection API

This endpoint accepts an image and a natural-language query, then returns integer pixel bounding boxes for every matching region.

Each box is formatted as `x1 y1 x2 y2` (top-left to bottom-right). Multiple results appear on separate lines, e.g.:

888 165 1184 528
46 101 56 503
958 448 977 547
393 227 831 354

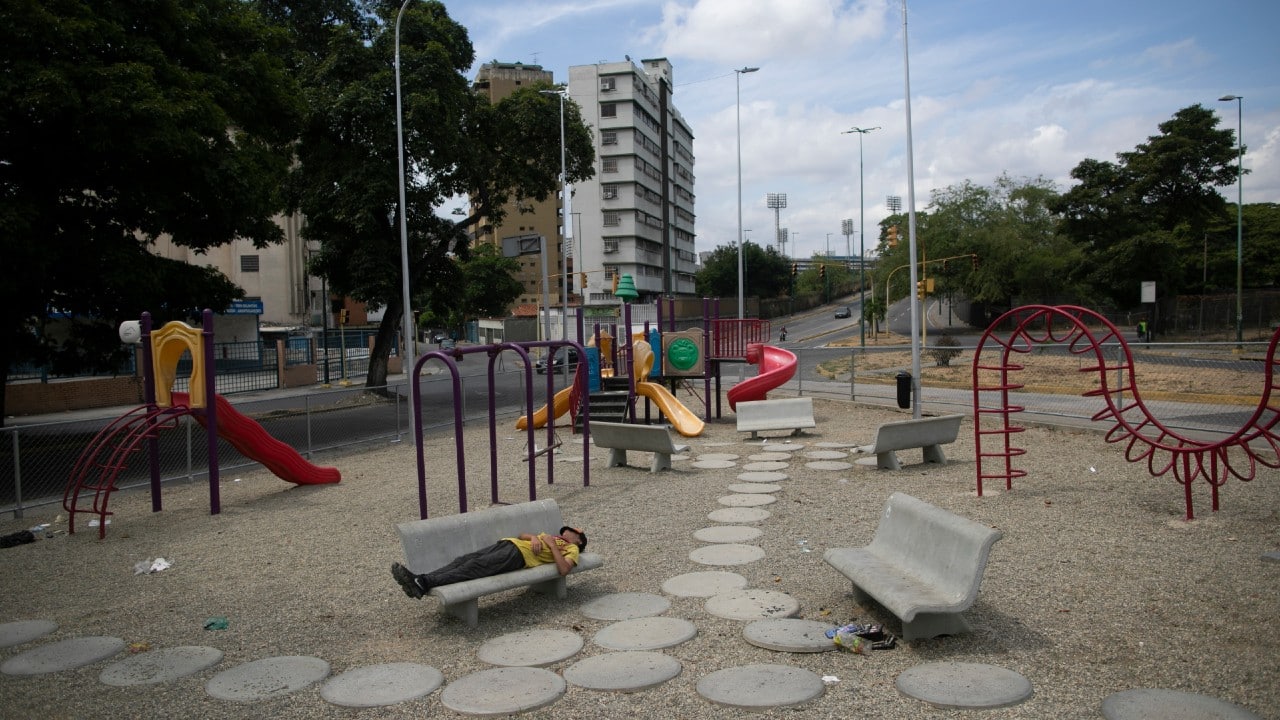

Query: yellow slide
516 386 574 430
632 341 705 437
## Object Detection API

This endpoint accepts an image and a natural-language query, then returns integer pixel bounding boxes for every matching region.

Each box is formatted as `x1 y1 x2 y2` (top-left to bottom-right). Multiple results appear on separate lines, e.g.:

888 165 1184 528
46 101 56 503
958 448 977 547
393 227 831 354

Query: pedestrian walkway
0 429 1262 718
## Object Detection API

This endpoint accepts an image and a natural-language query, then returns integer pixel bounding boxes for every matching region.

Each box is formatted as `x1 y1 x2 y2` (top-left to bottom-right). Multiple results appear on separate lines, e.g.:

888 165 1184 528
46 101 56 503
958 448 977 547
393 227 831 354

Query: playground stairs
579 377 632 431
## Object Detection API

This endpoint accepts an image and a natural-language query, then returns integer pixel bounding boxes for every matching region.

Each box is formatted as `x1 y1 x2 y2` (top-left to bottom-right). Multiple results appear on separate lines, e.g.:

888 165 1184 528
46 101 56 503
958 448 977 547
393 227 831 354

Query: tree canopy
695 242 792 300
0 0 303 422
273 0 595 386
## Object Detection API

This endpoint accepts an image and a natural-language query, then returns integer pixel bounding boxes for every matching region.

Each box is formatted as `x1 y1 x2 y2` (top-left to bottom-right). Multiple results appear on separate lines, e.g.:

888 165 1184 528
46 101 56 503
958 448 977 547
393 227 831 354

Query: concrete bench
855 414 963 470
735 397 816 439
591 421 689 472
396 499 603 627
823 492 1002 641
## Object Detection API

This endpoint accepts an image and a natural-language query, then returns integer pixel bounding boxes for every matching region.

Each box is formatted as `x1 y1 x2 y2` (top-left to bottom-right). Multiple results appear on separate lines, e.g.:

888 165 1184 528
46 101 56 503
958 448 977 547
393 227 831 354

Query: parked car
834 307 852 319
535 347 580 374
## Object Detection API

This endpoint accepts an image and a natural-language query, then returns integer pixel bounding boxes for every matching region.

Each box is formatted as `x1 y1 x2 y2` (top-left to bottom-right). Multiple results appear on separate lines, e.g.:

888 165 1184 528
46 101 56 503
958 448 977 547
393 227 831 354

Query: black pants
421 540 526 587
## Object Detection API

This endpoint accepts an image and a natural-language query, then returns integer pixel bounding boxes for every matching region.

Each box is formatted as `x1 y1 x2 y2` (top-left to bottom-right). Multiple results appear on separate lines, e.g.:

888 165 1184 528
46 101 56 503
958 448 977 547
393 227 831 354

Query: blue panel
585 347 601 393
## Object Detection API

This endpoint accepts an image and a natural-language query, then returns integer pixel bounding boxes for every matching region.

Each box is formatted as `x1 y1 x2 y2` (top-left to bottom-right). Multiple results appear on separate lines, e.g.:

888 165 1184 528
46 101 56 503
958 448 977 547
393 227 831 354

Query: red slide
727 344 798 411
172 392 341 485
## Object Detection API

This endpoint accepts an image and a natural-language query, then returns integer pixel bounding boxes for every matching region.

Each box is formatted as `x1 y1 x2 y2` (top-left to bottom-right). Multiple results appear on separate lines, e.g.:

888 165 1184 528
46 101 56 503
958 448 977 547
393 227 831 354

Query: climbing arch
971 305 1280 519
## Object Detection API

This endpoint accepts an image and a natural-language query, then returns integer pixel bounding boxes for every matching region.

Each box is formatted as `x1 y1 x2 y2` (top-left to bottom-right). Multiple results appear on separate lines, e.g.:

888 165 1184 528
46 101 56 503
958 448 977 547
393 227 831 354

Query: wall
7 376 145 416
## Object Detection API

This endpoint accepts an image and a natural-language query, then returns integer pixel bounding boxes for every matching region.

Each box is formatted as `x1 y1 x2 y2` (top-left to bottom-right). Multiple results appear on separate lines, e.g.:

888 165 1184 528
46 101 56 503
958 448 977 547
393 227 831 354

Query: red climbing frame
971 305 1280 520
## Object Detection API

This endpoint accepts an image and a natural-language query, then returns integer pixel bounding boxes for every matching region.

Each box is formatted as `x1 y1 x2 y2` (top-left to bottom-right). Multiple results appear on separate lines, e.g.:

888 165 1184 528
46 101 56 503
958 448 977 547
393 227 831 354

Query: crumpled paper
133 557 172 575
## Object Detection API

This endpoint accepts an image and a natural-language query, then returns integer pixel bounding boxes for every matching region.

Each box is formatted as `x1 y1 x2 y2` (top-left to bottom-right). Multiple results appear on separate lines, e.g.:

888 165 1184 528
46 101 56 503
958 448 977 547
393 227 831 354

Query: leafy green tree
0 0 303 423
695 242 791 300
1054 105 1239 305
275 0 594 387
420 243 524 334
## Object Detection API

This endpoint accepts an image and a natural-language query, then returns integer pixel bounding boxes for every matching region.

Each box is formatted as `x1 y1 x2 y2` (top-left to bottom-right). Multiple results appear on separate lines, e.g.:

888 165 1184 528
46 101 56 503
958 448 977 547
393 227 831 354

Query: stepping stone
743 619 838 653
718 493 776 507
697 453 740 461
592 617 698 651
1262 551 1280 563
440 666 565 715
705 589 800 620
0 620 57 649
744 440 805 450
696 664 825 710
690 543 765 566
806 461 853 470
708 507 771 523
205 656 330 702
580 592 671 620
692 460 737 469
896 662 1034 709
815 441 859 448
320 663 444 708
99 646 224 686
693 525 763 543
662 571 749 598
747 452 792 461
727 483 781 494
701 442 737 447
742 461 789 471
1 636 125 676
476 629 583 667
564 651 682 692
803 450 847 459
737 471 788 483
1101 688 1263 720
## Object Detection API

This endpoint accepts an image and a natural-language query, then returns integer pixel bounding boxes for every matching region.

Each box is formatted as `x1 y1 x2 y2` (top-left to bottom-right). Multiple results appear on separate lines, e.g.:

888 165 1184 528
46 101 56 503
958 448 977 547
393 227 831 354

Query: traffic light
971 254 980 270
338 309 350 324
916 280 924 299
819 265 826 280
887 225 899 247
579 272 588 289
791 262 798 277
611 273 619 294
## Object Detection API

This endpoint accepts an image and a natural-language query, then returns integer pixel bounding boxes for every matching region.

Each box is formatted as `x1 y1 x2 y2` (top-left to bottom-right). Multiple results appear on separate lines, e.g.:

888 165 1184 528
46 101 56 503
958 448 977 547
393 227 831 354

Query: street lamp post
735 66 759 320
843 126 879 348
1219 94 1244 344
394 0 417 438
541 88 571 341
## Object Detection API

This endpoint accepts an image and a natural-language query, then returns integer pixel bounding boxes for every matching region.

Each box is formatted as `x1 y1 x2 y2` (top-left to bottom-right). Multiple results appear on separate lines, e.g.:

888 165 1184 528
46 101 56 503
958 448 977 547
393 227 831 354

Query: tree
276 0 594 388
419 243 524 334
0 0 303 423
1054 105 1239 305
694 242 791 300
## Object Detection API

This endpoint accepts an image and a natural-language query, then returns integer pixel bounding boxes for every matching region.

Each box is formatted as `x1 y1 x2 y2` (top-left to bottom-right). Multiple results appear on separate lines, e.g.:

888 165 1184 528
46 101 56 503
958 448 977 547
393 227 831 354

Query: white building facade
568 58 698 305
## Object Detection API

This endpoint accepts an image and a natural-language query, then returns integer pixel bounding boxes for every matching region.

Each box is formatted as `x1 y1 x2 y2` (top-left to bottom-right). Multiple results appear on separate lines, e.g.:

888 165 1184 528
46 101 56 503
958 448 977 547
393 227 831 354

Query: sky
446 0 1280 261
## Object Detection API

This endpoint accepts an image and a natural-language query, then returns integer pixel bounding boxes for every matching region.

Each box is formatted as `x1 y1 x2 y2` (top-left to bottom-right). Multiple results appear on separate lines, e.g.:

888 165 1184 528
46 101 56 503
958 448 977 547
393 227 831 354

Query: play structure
64 310 341 538
971 305 1280 520
411 278 773 520
727 342 798 410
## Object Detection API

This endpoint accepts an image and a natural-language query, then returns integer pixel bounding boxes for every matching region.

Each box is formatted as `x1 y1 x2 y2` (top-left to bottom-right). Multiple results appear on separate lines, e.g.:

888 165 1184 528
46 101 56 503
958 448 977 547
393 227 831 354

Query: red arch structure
971 305 1280 520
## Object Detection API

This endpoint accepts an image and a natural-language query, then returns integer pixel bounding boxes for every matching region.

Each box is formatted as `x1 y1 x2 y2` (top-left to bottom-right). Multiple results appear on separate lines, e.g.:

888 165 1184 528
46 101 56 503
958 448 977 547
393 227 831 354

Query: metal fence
5 340 1274 520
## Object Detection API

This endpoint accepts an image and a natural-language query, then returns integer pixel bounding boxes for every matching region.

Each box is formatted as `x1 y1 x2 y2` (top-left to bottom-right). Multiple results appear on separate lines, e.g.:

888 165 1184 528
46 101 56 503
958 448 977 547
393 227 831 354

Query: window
602 158 618 173
601 130 617 145
601 103 616 118
602 185 618 199
600 77 616 92
603 212 621 227
603 239 619 254
240 254 260 273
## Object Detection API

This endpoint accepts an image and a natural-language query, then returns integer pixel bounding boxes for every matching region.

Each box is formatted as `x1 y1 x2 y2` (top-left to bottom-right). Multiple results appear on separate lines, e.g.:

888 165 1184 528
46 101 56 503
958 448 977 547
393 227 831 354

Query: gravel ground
1 394 1277 719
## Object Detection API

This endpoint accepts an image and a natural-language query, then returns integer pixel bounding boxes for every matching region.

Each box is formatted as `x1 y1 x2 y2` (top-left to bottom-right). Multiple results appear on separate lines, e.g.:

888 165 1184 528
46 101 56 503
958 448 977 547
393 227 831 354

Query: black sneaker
391 562 425 599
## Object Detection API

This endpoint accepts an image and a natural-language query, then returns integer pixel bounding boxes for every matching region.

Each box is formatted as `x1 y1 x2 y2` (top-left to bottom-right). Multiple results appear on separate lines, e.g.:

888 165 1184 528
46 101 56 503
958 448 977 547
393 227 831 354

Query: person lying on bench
390 526 588 599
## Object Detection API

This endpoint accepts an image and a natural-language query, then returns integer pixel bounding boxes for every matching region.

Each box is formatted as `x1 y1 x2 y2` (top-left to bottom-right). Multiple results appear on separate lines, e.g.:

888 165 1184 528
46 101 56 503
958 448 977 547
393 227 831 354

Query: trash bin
895 371 912 409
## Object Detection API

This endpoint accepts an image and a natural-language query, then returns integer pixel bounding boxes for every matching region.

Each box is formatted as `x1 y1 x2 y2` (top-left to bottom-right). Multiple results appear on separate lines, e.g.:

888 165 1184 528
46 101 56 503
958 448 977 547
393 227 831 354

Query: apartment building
568 58 698 304
469 62 573 316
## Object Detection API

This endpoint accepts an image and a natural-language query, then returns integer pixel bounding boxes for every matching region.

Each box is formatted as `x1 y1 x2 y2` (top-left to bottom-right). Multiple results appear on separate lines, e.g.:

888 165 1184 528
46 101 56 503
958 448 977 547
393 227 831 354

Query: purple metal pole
141 313 163 512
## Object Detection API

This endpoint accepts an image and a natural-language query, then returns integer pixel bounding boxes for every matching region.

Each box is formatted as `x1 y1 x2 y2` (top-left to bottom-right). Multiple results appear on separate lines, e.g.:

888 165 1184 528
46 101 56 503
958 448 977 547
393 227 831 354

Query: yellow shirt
507 534 580 569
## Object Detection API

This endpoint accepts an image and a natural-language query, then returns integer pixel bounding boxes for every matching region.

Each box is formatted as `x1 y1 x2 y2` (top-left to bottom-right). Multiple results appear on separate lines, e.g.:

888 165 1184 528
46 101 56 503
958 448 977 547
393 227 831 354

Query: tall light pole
735 66 759 319
1219 94 1244 344
900 0 922 418
394 0 417 438
843 126 879 348
541 88 571 340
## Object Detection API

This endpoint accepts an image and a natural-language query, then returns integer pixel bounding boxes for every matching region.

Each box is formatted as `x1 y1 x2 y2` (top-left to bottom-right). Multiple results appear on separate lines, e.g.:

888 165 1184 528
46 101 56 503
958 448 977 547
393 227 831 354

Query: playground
0 302 1277 717
1 390 1277 717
